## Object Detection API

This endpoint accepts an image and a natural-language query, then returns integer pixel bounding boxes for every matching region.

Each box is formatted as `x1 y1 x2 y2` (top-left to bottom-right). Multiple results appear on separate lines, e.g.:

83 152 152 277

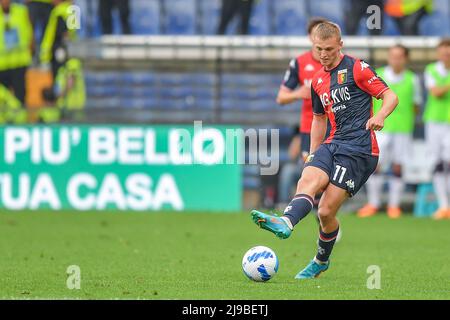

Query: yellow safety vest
40 1 77 64
0 4 33 71
385 0 433 17
39 58 85 123
0 84 27 124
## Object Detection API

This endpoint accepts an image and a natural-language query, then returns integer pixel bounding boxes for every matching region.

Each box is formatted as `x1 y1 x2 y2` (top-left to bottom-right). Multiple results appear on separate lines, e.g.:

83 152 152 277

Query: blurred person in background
423 38 450 220
40 0 77 83
99 0 131 35
26 0 53 62
0 0 33 105
217 0 254 35
358 45 422 219
277 18 328 167
345 0 384 35
0 82 27 123
277 126 301 208
39 48 85 123
384 0 433 35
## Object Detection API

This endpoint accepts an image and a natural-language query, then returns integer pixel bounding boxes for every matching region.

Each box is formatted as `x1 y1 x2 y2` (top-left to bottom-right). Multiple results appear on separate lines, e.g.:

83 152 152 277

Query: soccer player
251 21 398 279
423 38 450 220
277 18 328 163
358 45 422 219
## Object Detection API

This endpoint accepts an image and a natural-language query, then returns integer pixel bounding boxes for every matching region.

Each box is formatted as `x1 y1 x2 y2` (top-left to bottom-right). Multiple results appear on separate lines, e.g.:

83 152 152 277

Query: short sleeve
424 69 436 90
311 85 325 115
354 60 389 99
281 58 300 90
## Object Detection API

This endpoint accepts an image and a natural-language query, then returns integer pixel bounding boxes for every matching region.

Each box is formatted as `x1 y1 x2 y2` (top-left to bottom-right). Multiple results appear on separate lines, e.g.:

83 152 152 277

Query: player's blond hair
313 21 342 41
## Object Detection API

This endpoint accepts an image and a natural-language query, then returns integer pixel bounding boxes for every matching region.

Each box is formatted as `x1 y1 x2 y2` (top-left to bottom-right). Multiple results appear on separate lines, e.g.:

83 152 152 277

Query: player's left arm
354 60 399 131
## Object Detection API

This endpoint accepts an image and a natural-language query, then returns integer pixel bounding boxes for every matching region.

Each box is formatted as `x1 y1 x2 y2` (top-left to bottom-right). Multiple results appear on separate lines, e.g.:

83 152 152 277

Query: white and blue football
242 246 279 282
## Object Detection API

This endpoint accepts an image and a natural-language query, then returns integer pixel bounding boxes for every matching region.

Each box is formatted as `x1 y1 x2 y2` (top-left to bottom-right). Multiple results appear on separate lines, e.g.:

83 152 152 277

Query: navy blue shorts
304 143 378 197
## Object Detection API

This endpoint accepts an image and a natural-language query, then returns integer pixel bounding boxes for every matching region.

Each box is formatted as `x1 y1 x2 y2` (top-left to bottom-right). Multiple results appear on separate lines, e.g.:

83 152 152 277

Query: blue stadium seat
189 73 217 86
309 0 345 28
130 0 161 35
121 97 159 109
163 0 197 35
419 0 450 36
86 97 121 109
121 72 156 86
84 72 120 86
86 85 118 98
193 97 215 110
381 14 401 36
273 0 307 35
119 87 157 98
249 0 271 35
198 0 221 35
157 73 191 86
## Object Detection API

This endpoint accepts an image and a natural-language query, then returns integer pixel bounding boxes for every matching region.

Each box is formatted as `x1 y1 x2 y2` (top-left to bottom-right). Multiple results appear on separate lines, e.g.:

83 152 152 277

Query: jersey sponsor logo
320 87 351 107
317 78 323 85
367 75 378 85
337 69 347 84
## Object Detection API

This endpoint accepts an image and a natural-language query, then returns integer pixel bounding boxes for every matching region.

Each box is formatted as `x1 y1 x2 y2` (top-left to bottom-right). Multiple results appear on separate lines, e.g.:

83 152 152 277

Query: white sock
388 177 404 208
366 174 383 208
433 173 449 209
281 216 293 230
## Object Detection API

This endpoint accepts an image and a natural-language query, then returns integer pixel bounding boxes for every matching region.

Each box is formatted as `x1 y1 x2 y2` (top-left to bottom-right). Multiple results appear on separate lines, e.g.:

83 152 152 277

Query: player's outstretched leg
251 167 329 240
295 183 346 279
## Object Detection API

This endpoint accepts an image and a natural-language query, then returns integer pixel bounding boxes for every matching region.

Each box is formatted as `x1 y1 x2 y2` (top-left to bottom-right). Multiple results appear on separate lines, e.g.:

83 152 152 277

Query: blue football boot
250 210 292 239
295 259 330 279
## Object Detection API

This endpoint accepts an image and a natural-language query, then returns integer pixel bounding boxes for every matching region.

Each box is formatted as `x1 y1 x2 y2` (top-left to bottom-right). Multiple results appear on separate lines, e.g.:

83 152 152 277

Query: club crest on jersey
337 69 347 84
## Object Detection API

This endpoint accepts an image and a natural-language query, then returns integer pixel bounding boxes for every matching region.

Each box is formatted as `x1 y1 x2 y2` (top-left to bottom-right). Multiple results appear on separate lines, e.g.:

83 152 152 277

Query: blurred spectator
345 0 384 35
0 82 27 123
217 0 254 35
26 0 53 60
0 0 33 105
99 0 131 35
40 0 77 81
277 18 327 160
385 0 433 35
423 38 450 220
358 45 422 219
277 127 301 208
40 52 85 123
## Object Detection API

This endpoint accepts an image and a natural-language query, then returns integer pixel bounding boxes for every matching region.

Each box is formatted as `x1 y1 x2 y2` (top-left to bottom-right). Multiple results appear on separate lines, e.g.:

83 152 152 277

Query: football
242 246 279 282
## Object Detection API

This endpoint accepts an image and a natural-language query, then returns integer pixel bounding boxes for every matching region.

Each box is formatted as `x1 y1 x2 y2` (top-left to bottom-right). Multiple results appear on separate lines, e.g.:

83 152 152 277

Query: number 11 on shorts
333 165 347 183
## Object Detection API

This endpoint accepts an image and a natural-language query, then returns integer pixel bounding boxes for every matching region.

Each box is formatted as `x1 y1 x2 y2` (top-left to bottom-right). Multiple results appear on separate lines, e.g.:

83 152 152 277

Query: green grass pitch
0 210 448 300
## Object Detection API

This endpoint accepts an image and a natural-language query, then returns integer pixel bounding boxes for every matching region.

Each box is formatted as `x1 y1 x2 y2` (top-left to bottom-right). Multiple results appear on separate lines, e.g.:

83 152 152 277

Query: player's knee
317 204 335 220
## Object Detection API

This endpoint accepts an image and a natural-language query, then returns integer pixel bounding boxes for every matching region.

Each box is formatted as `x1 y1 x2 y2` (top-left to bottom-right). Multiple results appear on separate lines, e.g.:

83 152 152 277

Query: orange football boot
433 208 449 220
357 204 378 218
387 207 402 219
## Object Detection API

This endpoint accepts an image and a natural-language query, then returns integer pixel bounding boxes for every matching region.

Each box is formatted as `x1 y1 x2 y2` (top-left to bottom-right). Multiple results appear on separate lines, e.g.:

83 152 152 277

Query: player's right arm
424 69 450 98
309 85 327 154
276 58 311 105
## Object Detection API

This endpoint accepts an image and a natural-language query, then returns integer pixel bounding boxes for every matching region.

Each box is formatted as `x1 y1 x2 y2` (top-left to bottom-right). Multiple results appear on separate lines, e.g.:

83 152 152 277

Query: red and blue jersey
311 55 389 156
281 51 322 134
